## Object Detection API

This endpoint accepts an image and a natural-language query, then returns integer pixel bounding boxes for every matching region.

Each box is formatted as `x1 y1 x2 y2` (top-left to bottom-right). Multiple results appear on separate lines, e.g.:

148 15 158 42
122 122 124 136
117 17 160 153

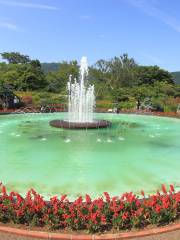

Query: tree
46 61 79 93
46 72 61 93
91 54 138 99
108 54 138 89
88 66 110 99
136 66 174 85
0 63 21 88
18 60 47 91
95 59 110 73
131 85 154 101
1 52 31 64
0 57 47 91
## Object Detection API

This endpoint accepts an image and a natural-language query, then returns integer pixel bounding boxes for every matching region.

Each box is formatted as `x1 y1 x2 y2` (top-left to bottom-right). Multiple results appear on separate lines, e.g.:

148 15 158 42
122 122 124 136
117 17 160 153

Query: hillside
172 72 180 84
41 63 180 85
41 63 60 74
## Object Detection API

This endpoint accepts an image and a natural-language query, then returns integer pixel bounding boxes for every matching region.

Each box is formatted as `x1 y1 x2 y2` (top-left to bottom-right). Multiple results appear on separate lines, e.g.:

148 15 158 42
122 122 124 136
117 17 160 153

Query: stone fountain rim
49 119 111 129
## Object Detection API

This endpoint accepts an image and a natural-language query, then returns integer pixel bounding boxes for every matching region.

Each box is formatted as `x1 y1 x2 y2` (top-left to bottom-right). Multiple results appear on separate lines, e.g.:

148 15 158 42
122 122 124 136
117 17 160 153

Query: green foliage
109 54 138 88
1 52 30 64
46 61 78 93
136 66 174 85
16 91 67 106
96 101 114 109
0 51 179 113
150 96 178 112
118 101 136 110
0 57 47 91
93 53 138 91
151 98 165 112
163 104 177 113
174 85 180 97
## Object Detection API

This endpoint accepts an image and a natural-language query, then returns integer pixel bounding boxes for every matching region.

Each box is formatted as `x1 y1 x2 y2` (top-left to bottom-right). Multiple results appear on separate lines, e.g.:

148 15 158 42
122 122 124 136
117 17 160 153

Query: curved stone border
0 222 179 239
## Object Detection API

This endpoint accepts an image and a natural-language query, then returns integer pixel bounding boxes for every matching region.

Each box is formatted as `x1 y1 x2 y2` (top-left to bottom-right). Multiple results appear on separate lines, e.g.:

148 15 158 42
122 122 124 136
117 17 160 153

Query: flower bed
0 184 179 233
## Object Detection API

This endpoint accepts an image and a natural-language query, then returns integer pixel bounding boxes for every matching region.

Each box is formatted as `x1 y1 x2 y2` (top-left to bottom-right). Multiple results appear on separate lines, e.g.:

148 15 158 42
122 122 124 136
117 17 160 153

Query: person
177 104 180 114
14 96 19 104
40 105 45 112
2 101 7 111
136 99 141 110
0 98 3 109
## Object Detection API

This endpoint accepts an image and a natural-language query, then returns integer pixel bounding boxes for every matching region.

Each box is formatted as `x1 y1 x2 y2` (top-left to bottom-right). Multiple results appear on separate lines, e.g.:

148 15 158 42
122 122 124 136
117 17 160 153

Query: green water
0 113 180 199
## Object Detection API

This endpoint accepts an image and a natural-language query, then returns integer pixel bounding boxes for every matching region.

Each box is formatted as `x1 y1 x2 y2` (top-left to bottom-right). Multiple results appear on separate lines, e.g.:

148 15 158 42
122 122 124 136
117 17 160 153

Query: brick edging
0 222 179 239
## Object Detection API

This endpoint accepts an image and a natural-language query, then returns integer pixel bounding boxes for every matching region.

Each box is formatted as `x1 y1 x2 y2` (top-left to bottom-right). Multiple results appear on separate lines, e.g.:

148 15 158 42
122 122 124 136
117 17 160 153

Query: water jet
49 57 111 129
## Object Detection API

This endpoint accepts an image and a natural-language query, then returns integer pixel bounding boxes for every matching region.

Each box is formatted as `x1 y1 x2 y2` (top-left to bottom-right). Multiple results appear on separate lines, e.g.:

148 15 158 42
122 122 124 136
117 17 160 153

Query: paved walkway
132 229 180 240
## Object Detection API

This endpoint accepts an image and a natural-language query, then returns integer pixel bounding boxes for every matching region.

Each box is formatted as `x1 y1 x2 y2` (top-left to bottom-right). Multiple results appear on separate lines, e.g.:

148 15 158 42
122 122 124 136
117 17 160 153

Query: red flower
101 214 106 224
60 194 67 202
2 185 7 196
113 212 119 218
74 196 82 205
104 192 110 202
112 196 118 201
170 185 175 193
162 184 167 194
85 194 91 204
162 200 169 209
141 190 145 197
122 212 128 220
157 190 160 196
155 204 162 213
0 184 179 233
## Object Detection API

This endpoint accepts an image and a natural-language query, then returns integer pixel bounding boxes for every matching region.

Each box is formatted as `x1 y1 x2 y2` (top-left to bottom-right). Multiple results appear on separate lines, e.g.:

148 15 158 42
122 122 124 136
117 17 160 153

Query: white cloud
0 20 20 31
125 0 180 33
0 0 59 11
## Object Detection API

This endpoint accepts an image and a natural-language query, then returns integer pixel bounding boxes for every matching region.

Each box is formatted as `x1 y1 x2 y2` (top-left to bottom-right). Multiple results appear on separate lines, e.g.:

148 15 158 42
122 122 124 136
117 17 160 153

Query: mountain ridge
41 62 180 85
171 71 180 84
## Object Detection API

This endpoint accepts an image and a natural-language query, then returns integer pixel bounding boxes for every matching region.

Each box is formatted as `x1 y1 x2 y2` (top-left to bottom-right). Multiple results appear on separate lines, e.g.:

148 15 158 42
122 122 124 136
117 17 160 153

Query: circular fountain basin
0 112 180 199
49 119 111 129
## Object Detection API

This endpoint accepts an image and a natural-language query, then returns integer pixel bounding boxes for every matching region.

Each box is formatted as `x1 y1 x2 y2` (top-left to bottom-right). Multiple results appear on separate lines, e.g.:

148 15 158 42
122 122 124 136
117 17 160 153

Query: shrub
118 101 136 110
15 91 67 107
0 184 179 233
151 98 165 112
96 100 114 109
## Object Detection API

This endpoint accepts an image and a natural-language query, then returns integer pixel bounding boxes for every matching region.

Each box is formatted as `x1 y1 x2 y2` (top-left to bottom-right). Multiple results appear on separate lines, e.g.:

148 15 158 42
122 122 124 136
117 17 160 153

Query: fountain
50 57 111 129
1 111 180 197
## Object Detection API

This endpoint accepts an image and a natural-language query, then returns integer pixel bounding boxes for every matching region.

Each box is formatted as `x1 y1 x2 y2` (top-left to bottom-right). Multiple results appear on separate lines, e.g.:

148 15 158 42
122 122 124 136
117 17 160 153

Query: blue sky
0 0 180 71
